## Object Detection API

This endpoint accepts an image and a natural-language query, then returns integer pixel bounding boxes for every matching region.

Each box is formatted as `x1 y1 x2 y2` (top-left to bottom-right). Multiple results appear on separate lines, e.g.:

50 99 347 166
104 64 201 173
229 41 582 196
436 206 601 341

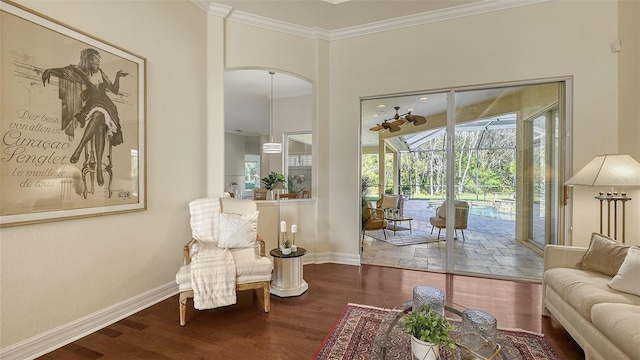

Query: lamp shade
262 142 282 154
565 154 640 187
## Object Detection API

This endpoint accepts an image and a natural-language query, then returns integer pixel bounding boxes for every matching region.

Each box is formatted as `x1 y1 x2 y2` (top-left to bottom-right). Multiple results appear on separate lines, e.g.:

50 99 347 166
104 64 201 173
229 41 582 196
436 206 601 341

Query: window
284 132 312 196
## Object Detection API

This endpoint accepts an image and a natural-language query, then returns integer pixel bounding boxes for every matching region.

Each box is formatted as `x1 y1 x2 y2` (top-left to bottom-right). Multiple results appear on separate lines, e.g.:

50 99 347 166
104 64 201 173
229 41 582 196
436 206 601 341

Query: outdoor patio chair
363 201 387 241
429 200 469 241
376 194 404 215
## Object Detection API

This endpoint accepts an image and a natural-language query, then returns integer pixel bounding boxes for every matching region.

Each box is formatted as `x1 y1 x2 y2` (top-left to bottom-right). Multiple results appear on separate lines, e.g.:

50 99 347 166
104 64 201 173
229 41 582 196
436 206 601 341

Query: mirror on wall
224 69 313 199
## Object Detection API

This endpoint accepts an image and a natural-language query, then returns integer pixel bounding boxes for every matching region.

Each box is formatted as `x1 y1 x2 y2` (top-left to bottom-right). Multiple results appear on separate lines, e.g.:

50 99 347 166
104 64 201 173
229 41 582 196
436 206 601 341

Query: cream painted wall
326 1 627 251
2 0 638 353
225 22 317 82
222 1 636 252
206 14 226 197
618 0 640 159
223 24 326 259
616 1 640 244
255 200 318 258
0 0 208 349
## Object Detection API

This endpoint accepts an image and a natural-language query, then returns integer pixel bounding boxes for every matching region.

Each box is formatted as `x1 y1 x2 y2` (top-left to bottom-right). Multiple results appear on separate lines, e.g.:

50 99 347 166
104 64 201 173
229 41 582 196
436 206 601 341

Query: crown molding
192 1 233 17
330 0 550 40
229 10 327 40
195 0 549 41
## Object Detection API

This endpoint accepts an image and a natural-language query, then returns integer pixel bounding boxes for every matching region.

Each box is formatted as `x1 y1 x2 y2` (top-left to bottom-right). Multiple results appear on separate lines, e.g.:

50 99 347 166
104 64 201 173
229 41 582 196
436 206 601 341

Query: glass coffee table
371 300 505 360
384 214 413 235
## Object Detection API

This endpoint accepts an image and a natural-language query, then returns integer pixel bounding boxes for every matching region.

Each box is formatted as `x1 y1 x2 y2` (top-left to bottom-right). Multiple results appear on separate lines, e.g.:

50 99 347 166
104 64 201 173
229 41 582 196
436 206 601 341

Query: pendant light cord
269 71 275 143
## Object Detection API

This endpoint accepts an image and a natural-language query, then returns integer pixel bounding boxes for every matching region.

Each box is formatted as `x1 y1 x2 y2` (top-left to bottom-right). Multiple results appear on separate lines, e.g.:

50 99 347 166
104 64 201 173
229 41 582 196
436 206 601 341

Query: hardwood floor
39 264 584 359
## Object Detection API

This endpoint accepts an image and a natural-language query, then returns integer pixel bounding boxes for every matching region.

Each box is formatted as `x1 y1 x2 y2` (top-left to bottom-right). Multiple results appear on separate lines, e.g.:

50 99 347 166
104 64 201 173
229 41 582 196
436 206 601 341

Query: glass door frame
443 78 571 272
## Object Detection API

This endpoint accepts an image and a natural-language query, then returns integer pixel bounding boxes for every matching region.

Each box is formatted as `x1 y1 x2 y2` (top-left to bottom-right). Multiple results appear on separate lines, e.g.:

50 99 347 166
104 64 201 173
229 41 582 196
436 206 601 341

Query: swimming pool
468 206 515 221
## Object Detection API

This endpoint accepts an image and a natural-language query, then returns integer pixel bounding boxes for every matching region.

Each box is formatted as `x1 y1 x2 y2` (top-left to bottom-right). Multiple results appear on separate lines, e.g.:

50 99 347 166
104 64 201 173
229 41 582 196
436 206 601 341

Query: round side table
269 247 308 297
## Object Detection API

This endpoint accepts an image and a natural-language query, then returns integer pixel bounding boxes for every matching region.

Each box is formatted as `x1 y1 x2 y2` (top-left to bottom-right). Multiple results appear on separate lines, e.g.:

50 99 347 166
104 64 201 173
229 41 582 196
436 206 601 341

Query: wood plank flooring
38 264 584 359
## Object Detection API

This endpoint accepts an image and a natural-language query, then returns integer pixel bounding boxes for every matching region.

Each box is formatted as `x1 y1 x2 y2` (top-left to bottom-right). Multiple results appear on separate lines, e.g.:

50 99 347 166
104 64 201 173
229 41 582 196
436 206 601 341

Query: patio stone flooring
360 200 544 281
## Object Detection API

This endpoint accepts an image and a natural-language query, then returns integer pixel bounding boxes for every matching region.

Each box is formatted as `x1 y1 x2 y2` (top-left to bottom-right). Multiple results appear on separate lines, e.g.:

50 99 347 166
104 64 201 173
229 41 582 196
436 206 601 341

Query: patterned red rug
314 303 559 360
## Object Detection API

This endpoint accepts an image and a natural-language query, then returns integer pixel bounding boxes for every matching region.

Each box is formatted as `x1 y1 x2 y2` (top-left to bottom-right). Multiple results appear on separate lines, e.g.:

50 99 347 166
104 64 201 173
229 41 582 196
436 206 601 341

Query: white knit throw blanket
190 244 237 310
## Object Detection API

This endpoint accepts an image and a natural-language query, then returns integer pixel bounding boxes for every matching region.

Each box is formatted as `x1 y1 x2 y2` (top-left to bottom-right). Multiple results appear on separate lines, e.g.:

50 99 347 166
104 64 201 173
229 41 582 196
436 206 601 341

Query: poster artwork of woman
42 48 128 188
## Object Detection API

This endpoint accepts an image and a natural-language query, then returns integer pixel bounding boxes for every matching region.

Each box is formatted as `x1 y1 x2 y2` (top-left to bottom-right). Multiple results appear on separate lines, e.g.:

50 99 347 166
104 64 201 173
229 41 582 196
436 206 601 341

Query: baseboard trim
0 282 178 360
1 255 360 359
304 252 360 266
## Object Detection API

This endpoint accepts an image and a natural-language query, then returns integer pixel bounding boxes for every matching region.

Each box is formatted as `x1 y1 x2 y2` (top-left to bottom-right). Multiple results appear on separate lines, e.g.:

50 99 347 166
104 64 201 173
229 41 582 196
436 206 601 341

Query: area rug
366 228 442 246
314 303 559 360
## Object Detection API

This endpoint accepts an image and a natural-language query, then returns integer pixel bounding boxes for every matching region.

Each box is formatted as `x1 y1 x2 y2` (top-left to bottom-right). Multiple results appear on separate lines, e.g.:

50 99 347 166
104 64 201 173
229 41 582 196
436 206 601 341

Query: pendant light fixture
262 71 282 154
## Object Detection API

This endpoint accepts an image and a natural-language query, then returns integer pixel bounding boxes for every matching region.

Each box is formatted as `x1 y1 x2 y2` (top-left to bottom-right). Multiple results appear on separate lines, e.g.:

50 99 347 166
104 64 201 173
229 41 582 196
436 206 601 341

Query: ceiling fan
369 106 427 132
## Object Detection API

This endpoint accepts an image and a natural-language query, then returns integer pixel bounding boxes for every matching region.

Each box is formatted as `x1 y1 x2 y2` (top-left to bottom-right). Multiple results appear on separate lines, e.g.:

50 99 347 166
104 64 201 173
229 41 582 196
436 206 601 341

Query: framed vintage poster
0 1 146 227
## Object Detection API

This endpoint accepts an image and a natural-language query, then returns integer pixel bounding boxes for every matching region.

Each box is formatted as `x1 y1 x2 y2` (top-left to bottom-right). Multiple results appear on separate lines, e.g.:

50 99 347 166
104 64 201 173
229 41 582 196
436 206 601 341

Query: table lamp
565 154 640 243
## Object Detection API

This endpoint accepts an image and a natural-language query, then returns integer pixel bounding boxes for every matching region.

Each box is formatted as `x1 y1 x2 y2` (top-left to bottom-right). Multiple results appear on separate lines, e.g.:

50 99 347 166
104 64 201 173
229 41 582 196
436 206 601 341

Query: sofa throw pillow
220 197 257 215
577 233 630 276
218 211 259 249
381 195 399 209
608 246 640 296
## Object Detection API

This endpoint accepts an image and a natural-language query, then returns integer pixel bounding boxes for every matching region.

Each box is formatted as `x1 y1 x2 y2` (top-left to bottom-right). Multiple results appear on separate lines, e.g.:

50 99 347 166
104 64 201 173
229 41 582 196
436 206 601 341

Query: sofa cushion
577 233 630 276
229 247 273 278
609 246 640 296
544 267 640 321
591 303 640 360
176 247 272 291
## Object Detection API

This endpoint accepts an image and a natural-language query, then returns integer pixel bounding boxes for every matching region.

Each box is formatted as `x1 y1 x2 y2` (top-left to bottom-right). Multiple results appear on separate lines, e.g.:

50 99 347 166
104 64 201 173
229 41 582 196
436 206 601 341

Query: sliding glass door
360 79 567 279
524 108 560 250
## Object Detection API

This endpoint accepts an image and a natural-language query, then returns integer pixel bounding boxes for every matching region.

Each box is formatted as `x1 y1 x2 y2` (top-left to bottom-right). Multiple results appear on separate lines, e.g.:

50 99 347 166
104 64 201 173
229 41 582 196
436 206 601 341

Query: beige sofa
542 243 640 360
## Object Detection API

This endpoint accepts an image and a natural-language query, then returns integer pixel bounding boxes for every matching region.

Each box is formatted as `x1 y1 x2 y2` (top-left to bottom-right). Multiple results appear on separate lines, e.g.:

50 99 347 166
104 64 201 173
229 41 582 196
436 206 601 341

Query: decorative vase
268 190 274 200
410 336 439 360
282 247 291 255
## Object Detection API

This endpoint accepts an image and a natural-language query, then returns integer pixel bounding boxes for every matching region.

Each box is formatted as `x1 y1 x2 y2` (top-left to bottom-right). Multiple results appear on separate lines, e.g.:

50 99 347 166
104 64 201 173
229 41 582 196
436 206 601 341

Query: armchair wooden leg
382 228 387 239
461 230 466 241
430 226 434 235
179 292 189 326
263 284 271 312
437 228 442 239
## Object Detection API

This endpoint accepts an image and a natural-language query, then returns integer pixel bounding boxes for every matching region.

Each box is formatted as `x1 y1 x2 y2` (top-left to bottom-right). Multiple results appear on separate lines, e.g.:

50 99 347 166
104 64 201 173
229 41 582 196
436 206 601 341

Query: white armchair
175 196 273 326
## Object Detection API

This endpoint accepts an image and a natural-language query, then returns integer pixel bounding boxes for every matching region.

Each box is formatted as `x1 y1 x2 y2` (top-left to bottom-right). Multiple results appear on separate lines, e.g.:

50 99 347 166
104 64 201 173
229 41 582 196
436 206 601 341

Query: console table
269 247 308 297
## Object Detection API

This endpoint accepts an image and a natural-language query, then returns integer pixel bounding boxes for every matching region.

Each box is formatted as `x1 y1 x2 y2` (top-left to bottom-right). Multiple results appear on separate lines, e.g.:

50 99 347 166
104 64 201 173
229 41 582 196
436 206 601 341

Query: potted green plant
261 171 285 191
282 238 292 255
404 304 455 360
402 185 411 198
